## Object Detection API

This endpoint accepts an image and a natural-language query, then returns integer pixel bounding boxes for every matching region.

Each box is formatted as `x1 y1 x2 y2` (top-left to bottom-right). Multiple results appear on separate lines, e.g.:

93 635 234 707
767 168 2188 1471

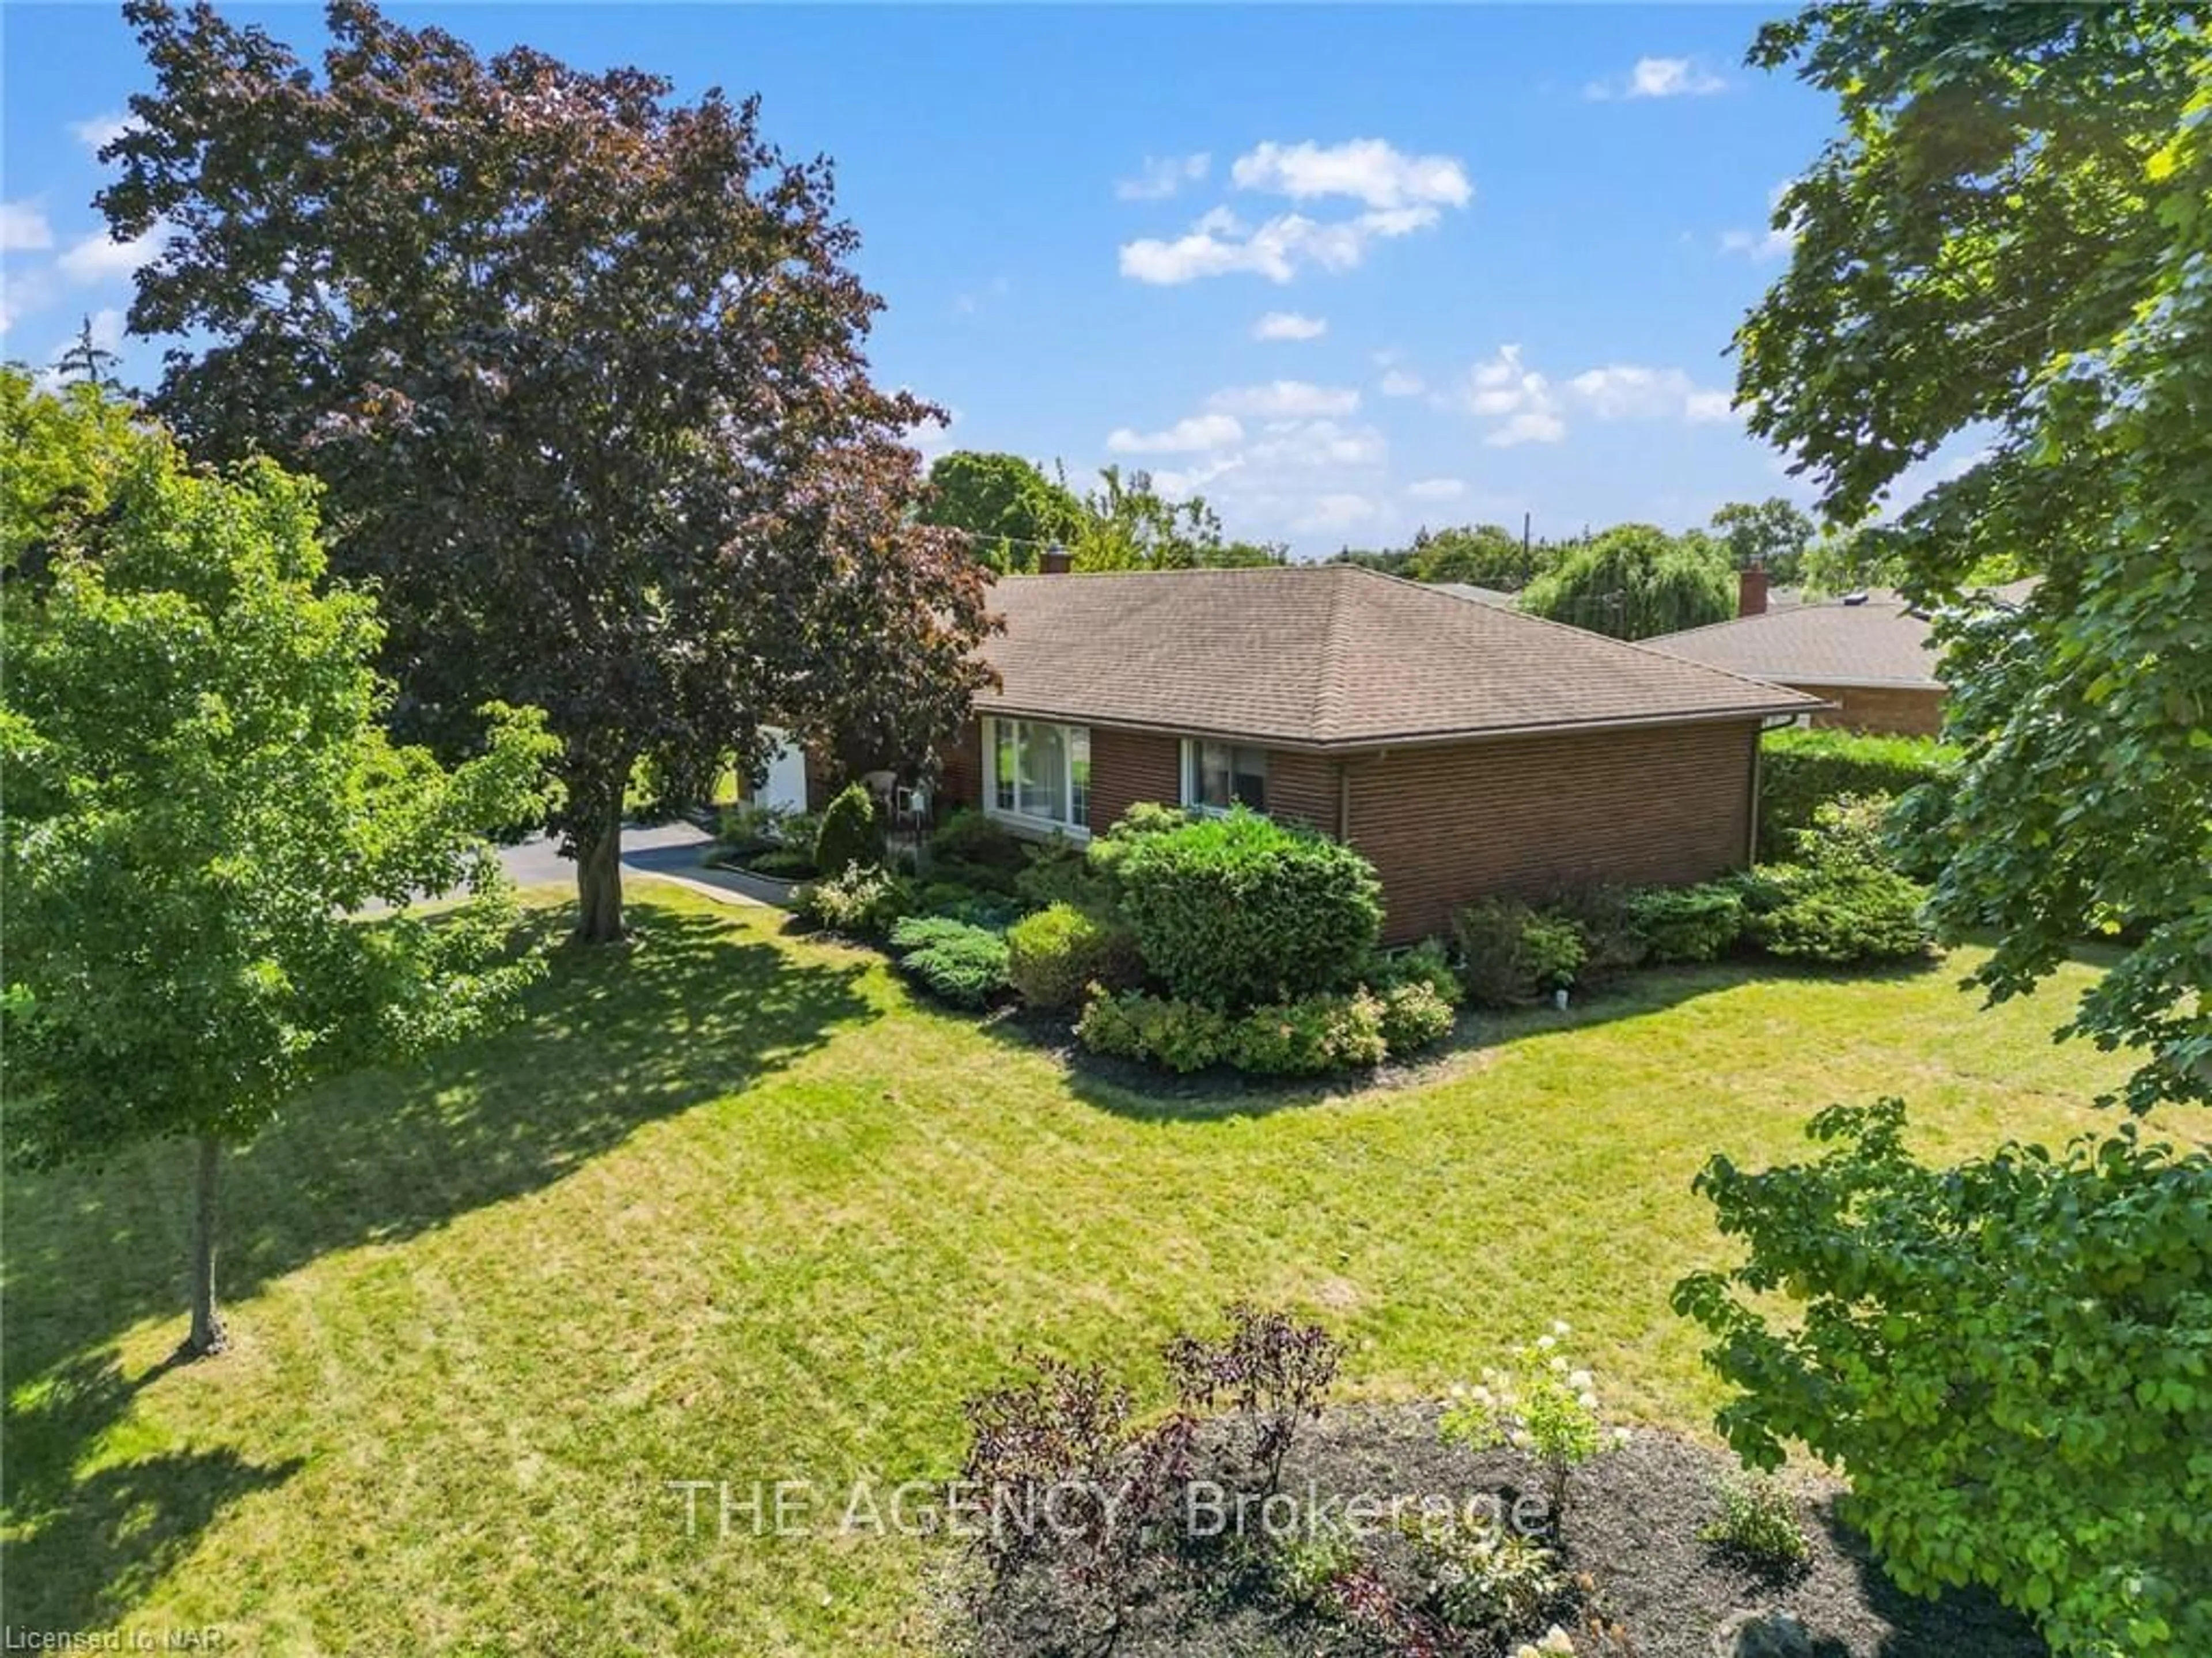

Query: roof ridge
1313 564 1364 743
1359 565 1816 708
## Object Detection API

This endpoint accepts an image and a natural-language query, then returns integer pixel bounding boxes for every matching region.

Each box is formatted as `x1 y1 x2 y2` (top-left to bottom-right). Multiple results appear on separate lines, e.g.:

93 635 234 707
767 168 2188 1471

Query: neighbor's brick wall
1345 721 1761 943
1790 681 1946 738
1266 750 1343 836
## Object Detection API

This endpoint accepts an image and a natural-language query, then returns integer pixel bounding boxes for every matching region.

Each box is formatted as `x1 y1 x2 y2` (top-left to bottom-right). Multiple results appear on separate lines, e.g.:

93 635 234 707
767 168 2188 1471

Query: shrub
739 845 816 879
925 809 1029 894
813 782 881 877
717 799 804 855
1441 1323 1624 1520
1400 1515 1565 1641
1113 808 1382 1008
1751 799 1936 965
1453 898 1588 1008
1012 834 1115 916
1626 883 1748 963
1360 938 1464 1006
1378 981 1456 1054
1163 1303 1342 1497
1225 991 1388 1076
1543 886 1648 984
794 863 912 939
1700 1473 1811 1573
1075 989 1231 1073
1675 1101 2212 1658
886 915 1009 1008
1006 902 1143 1011
1759 727 1956 863
1270 1528 1361 1611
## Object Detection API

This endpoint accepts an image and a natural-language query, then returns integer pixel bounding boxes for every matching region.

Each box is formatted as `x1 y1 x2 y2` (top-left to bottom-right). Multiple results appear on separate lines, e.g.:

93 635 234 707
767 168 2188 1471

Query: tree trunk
185 1133 228 1357
573 787 627 944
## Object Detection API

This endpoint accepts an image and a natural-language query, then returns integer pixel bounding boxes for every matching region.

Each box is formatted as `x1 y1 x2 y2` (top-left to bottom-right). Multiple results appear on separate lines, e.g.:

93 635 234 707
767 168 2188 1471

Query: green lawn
3 883 2190 1655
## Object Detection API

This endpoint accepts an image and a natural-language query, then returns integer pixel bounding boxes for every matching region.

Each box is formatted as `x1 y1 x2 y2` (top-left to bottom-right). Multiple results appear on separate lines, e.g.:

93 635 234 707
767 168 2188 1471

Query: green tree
1676 13 2212 1655
1794 526 1907 599
1737 1 2209 1109
1520 523 1732 639
1709 497 1814 585
53 313 126 394
919 450 1085 572
1 374 555 1355
1406 522 1539 589
102 0 990 944
1067 465 1282 571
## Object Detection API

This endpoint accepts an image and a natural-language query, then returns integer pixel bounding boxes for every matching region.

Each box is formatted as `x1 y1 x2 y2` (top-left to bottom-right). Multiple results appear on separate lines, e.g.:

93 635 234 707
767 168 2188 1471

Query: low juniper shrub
886 915 1011 1008
1625 882 1747 963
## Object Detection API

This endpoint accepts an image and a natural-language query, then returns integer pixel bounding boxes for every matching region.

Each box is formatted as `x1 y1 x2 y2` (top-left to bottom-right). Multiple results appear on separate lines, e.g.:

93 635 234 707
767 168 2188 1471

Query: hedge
1758 727 1957 863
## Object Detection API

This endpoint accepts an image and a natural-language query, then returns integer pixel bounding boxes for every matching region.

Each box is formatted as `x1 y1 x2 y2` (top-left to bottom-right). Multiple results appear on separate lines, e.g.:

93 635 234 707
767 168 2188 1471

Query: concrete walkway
497 821 786 910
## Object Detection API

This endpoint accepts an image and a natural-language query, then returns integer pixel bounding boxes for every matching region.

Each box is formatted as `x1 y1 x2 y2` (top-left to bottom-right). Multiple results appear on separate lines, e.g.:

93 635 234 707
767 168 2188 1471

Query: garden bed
957 1403 2041 1658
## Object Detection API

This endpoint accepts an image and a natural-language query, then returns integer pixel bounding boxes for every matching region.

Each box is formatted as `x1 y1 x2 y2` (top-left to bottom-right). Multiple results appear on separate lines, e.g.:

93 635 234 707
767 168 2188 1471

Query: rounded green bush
814 782 881 878
1112 809 1382 1010
1005 902 1143 1011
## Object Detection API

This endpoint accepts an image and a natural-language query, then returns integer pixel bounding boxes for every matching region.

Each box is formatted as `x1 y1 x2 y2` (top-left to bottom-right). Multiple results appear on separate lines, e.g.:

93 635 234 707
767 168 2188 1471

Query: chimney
1737 560 1770 618
1039 541 1071 576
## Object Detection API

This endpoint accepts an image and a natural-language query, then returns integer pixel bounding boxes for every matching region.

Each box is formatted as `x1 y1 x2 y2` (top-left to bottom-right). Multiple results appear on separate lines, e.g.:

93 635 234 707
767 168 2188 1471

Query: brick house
910 564 1819 943
1646 571 1959 738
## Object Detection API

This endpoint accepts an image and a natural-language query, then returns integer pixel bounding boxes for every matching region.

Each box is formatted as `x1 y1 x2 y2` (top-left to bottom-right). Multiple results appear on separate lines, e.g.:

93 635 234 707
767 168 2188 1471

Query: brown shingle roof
1649 595 1942 690
976 566 1819 749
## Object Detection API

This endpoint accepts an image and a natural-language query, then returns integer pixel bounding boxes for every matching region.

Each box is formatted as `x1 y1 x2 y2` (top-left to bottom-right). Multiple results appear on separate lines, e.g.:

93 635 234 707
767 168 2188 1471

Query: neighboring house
907 565 1817 942
1649 570 1952 736
1433 581 1520 608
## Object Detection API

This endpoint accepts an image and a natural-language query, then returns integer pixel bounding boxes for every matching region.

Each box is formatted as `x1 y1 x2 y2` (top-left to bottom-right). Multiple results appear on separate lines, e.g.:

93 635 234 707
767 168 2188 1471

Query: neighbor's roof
976 565 1819 750
1649 593 1942 690
1434 581 1520 608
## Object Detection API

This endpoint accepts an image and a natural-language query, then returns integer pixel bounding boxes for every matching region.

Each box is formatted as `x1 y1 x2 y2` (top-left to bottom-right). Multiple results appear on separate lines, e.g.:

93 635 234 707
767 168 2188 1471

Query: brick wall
1791 681 1946 738
925 714 1759 946
1344 720 1761 943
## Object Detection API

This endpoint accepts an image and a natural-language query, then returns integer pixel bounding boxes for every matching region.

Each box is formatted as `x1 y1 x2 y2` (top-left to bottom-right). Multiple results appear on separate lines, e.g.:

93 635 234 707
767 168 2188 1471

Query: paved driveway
497 821 778 908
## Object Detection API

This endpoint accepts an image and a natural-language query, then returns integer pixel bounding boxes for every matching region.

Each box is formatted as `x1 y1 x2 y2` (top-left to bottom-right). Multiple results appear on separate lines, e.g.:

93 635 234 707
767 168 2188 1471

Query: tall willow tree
102 0 991 942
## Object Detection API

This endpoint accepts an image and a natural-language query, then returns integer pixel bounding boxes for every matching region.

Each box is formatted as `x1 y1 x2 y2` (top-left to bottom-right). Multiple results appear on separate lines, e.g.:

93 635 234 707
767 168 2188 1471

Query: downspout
1337 760 1352 844
1745 724 1763 866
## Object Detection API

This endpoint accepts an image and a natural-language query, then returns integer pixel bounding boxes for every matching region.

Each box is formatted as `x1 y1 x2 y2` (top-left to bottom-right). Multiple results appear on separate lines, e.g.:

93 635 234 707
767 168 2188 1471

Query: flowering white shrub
1440 1322 1629 1517
1514 1629 1576 1658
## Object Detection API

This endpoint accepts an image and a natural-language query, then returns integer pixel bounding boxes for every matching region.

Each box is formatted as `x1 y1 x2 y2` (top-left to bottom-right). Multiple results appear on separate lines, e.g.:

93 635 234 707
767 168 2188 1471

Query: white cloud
0 266 54 337
1294 492 1382 534
1407 477 1467 502
1 200 54 252
1116 153 1211 202
1569 363 1733 423
1587 56 1729 100
1105 412 1245 454
1207 380 1361 419
1230 139 1472 211
69 111 138 152
1119 200 1446 286
1253 310 1327 342
1377 366 1426 398
1721 181 1801 262
57 223 166 283
1243 418 1385 469
1455 345 1566 446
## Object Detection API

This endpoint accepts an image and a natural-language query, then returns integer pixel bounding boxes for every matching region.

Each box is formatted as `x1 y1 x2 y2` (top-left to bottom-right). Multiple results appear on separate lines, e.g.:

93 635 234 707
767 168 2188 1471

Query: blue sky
3 5 1872 555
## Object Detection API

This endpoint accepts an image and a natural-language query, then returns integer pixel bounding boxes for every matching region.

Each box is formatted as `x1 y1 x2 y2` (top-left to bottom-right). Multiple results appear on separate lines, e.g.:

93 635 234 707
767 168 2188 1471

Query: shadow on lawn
1 895 873 1627
997 954 1949 1125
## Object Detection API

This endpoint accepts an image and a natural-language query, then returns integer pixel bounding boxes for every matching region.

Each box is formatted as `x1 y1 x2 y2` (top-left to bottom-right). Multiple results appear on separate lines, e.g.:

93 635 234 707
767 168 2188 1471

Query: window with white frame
986 718 1090 833
1181 739 1268 814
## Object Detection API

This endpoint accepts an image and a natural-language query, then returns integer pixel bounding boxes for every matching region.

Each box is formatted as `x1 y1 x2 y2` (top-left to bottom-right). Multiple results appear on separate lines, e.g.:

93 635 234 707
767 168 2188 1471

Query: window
985 718 1090 833
1182 739 1267 814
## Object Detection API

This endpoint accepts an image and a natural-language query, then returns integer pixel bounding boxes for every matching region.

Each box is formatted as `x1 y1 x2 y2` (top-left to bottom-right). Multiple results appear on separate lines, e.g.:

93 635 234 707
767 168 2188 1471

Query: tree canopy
1709 496 1814 585
919 450 1085 573
1 372 554 1352
1739 0 2210 1110
102 0 991 941
1519 523 1733 639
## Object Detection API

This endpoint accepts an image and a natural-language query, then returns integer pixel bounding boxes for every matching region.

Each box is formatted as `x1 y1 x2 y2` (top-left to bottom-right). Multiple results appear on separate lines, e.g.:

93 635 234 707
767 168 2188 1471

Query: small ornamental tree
1 376 554 1356
1675 1102 2212 1657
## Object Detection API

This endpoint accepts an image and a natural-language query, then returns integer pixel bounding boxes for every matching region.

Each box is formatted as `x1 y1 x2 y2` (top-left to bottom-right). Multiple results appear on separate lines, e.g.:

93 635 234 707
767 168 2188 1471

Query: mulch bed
954 1403 2043 1658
